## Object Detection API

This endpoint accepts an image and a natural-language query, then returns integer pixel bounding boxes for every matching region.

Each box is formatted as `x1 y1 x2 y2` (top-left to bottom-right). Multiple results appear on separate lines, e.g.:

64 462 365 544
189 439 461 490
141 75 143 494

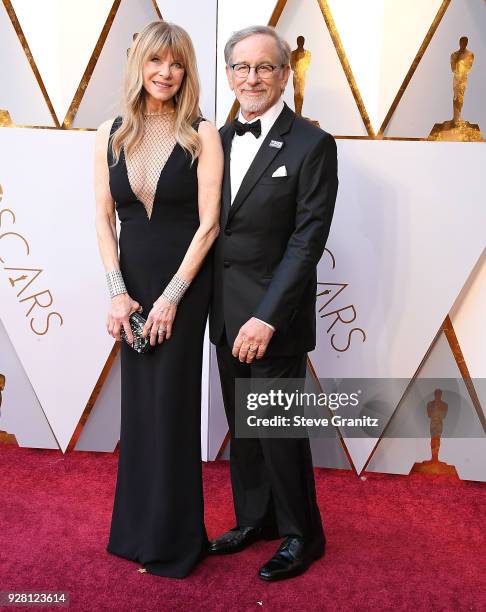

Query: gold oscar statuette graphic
0 110 14 127
290 36 319 128
411 389 458 476
0 374 18 445
429 36 483 141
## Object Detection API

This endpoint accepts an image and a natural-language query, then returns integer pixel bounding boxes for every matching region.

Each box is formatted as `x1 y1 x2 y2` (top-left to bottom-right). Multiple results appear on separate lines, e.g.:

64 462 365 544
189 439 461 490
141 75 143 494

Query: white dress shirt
230 97 285 204
229 98 285 332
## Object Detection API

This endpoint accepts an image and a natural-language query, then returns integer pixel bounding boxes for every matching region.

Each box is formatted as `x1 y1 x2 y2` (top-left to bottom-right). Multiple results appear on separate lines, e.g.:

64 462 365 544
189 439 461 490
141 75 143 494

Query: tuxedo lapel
227 103 295 224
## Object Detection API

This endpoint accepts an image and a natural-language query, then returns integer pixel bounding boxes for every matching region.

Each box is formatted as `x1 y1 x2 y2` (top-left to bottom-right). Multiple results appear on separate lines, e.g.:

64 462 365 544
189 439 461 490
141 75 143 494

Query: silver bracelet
162 274 190 305
106 269 127 299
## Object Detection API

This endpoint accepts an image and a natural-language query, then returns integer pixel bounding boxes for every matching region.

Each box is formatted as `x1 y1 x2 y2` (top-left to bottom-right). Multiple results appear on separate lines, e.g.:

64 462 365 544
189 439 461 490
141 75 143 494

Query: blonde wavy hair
110 21 201 165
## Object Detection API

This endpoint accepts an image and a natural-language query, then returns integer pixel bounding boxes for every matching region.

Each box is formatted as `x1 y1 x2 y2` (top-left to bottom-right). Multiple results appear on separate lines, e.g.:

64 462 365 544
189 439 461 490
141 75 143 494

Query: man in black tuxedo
209 25 338 581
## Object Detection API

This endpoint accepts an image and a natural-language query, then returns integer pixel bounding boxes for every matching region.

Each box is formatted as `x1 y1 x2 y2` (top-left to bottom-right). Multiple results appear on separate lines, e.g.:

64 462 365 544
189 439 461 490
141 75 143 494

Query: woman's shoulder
95 118 112 148
98 115 123 133
97 117 117 132
95 118 121 161
96 117 117 142
195 119 223 162
194 117 218 139
96 117 121 148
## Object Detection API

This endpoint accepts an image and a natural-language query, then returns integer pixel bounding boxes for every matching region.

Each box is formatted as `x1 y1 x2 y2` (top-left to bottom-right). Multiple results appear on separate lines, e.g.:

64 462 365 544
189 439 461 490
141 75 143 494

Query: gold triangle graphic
152 0 163 20
224 0 374 137
316 0 374 137
377 0 451 138
225 0 288 123
0 321 62 449
361 315 485 475
442 315 486 432
2 0 60 127
270 0 288 25
216 429 231 459
306 356 358 474
62 0 122 129
66 342 120 452
360 323 443 475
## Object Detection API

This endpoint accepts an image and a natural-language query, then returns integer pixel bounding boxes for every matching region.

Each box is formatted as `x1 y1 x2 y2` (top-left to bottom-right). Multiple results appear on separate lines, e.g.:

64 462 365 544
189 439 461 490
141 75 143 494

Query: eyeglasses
230 63 285 78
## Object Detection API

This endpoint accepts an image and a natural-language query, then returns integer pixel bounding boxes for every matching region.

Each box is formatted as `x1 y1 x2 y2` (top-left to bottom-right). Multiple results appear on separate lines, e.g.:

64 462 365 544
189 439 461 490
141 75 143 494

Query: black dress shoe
208 526 267 555
258 536 325 581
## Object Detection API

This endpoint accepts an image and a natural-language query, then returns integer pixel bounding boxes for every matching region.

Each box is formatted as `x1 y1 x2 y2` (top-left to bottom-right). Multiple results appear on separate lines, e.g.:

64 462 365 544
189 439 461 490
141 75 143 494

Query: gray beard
239 96 268 115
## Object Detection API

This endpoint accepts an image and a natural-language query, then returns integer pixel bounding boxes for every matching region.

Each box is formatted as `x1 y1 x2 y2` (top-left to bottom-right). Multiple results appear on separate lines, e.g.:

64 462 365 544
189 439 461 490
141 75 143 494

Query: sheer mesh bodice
125 111 177 220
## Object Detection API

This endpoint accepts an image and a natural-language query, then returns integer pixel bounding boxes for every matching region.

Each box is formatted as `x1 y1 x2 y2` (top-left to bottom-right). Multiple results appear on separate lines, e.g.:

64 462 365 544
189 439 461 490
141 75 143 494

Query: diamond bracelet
106 269 127 299
162 274 190 305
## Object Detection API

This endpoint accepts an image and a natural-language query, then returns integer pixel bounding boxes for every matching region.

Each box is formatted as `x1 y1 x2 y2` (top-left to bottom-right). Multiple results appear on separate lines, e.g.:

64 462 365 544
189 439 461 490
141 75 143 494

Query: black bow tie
234 119 262 138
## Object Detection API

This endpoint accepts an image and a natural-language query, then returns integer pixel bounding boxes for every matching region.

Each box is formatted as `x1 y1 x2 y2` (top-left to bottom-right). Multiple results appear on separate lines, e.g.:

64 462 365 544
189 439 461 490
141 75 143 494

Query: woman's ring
248 345 257 353
158 327 166 335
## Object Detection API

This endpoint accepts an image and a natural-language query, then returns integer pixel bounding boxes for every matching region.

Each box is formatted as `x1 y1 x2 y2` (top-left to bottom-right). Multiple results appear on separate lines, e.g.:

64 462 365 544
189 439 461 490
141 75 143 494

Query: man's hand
232 317 274 363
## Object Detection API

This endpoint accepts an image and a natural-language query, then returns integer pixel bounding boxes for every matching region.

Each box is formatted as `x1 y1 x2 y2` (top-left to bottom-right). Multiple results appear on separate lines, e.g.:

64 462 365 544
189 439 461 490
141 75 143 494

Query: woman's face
142 49 185 106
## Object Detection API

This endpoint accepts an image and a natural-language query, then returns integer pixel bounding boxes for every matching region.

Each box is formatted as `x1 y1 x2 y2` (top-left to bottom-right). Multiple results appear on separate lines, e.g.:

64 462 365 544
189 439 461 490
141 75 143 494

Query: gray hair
224 25 291 66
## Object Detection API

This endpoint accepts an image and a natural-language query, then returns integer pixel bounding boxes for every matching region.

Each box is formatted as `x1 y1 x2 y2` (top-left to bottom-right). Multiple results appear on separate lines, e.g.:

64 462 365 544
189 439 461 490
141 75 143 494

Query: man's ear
225 64 235 92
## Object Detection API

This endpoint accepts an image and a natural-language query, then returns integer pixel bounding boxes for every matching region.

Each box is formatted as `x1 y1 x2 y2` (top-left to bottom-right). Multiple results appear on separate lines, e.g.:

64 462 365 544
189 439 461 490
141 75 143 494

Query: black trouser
216 339 325 544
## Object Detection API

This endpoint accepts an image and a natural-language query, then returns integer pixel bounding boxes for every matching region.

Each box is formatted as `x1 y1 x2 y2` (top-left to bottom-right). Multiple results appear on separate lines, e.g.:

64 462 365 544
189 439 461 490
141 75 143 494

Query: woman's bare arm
174 120 223 281
94 119 140 344
94 119 119 271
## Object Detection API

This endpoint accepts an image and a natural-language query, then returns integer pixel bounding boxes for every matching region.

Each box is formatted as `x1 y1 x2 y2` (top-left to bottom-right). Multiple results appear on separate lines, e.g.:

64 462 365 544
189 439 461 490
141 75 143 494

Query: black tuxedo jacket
209 103 338 356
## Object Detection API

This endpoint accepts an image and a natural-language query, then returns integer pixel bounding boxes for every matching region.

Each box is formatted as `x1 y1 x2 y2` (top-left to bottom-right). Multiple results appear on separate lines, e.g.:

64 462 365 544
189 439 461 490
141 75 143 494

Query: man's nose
246 67 260 85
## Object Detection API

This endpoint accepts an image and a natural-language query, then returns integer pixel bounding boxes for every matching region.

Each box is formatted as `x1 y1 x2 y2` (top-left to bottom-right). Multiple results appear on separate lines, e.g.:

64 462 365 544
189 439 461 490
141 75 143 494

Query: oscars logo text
317 248 366 353
0 185 64 336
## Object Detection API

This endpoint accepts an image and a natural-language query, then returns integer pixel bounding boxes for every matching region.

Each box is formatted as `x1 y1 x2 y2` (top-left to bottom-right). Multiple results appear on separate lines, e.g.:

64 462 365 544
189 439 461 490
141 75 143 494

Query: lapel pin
269 140 283 149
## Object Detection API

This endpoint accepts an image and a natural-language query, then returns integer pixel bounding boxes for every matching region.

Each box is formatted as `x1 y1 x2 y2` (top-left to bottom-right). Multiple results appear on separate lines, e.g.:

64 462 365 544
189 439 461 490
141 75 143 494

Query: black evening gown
105 116 211 578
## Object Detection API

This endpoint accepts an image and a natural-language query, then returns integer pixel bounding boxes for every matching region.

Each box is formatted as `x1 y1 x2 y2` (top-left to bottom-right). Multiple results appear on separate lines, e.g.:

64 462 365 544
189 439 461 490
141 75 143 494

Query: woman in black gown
94 21 223 577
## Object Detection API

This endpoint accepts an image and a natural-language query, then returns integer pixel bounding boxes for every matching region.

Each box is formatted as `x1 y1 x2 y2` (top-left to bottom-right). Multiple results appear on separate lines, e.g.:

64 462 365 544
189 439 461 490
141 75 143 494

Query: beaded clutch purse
120 311 151 354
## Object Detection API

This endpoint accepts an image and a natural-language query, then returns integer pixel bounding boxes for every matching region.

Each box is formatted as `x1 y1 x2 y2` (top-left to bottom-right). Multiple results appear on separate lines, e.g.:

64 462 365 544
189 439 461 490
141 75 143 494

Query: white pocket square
271 165 287 177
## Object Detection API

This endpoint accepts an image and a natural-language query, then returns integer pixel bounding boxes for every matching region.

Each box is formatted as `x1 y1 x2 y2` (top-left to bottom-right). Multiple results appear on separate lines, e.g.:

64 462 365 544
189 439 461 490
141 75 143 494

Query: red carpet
1 445 485 611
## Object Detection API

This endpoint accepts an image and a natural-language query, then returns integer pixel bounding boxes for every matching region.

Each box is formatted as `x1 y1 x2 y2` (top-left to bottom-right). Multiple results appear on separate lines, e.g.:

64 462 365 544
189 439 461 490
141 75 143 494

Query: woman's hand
143 296 177 346
107 294 141 344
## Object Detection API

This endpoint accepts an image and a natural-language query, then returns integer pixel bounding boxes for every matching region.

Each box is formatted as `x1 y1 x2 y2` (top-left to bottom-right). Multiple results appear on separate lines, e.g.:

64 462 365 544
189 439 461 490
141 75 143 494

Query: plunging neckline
122 141 179 222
